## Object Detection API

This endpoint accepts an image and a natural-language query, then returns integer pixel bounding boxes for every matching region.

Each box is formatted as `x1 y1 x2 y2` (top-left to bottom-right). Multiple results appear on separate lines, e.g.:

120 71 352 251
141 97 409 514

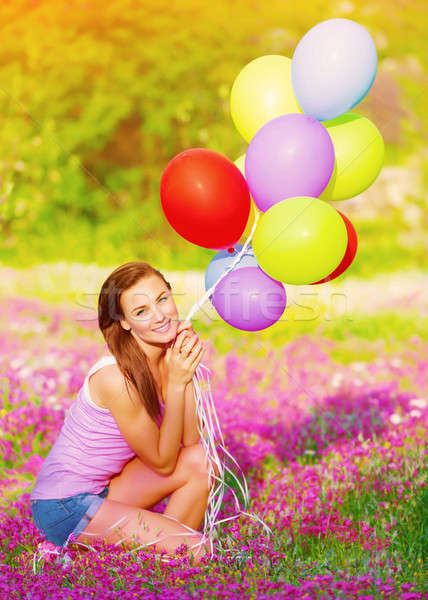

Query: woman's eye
137 297 167 316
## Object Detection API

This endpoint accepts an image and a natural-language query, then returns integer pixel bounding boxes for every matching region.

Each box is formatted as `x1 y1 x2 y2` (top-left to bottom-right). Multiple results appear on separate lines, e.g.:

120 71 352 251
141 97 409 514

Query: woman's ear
120 319 131 332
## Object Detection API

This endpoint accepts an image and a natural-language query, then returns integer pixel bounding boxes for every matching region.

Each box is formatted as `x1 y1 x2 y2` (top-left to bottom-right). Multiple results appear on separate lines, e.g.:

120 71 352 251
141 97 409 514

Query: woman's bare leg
107 442 218 530
163 477 210 531
74 499 212 565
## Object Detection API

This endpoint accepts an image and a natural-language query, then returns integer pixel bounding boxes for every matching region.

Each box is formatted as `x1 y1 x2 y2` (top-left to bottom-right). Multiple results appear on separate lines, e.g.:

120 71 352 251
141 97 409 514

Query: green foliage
0 0 426 274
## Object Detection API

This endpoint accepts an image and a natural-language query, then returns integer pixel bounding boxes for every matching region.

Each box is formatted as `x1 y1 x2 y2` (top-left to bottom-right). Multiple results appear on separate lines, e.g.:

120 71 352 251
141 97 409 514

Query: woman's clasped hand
165 323 204 386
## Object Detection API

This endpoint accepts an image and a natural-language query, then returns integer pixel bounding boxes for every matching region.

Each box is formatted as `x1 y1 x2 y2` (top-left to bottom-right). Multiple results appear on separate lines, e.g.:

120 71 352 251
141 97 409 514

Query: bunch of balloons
160 18 384 331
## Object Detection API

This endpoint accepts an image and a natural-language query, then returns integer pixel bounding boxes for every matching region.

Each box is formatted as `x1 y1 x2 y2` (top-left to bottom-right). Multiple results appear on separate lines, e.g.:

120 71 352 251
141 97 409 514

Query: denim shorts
31 485 109 548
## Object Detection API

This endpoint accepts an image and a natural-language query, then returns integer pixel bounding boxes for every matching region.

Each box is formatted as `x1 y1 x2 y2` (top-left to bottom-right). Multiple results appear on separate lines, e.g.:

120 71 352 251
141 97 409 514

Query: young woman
30 261 218 565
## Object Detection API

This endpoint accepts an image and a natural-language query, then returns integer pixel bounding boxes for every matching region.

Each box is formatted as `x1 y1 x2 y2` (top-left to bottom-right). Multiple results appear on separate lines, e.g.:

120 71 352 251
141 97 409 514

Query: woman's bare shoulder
91 363 132 407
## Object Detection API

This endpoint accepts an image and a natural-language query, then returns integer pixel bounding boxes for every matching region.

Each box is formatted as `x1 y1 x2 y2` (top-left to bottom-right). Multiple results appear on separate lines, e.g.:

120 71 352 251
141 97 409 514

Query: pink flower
38 540 62 563
22 454 44 476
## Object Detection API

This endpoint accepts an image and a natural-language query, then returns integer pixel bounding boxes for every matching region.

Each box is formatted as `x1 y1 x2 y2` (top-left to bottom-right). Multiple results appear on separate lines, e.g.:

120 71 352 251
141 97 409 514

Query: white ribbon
181 208 273 560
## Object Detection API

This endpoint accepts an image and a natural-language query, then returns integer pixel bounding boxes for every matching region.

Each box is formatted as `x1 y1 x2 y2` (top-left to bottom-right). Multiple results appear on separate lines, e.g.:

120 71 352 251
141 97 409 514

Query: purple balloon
211 266 286 331
245 113 335 212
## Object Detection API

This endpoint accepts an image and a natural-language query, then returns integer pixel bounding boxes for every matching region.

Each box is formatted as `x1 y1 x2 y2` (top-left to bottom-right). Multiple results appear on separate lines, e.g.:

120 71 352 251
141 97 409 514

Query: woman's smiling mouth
153 320 171 333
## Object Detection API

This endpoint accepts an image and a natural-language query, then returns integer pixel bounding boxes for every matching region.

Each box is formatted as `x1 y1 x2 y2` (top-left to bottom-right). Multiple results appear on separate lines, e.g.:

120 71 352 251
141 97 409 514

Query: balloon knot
227 248 235 254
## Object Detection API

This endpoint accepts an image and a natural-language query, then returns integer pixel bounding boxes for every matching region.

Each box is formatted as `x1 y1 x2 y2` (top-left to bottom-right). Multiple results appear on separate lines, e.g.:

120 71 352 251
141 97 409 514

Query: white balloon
291 18 377 121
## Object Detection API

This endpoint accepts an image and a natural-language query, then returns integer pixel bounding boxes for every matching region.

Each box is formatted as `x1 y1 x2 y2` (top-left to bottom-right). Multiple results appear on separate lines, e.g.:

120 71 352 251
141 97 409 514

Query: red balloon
160 148 251 249
311 210 358 284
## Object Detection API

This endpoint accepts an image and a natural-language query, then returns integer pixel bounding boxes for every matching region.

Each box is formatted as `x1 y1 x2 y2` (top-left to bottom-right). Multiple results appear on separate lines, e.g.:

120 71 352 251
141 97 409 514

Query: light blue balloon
291 18 377 121
205 244 258 295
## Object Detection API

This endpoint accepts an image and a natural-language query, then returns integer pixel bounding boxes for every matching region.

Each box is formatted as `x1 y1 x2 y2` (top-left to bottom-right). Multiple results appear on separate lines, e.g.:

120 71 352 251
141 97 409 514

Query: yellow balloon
233 153 246 177
240 197 258 242
233 154 246 176
230 55 303 143
320 112 384 201
234 153 260 242
252 197 348 285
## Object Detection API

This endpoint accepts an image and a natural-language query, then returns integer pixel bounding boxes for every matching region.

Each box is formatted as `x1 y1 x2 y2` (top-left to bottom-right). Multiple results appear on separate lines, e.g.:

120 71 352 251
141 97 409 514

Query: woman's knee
178 443 219 480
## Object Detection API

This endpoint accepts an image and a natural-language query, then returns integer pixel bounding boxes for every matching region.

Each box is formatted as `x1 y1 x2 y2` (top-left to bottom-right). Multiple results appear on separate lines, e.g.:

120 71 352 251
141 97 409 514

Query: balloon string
192 363 273 562
180 209 272 561
184 209 261 323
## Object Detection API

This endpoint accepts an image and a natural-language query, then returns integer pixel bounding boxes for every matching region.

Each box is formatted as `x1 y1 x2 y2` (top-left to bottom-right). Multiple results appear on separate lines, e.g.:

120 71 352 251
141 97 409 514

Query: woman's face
119 275 179 343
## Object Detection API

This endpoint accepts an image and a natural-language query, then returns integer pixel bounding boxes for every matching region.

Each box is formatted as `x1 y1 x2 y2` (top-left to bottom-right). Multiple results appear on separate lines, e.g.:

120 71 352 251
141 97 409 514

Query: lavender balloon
211 266 286 331
245 113 335 212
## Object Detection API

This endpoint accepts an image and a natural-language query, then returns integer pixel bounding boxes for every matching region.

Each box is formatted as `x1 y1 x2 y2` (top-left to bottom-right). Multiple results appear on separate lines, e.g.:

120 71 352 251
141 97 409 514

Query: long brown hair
97 261 172 423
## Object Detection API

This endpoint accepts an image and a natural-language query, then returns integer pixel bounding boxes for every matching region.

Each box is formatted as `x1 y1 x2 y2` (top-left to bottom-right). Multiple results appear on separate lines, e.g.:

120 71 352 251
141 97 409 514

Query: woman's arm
103 370 186 476
172 321 209 446
172 320 205 447
182 380 202 447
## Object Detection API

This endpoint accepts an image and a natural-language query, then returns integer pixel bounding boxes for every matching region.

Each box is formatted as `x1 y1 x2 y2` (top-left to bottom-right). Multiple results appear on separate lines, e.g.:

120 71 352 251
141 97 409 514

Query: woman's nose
153 306 166 321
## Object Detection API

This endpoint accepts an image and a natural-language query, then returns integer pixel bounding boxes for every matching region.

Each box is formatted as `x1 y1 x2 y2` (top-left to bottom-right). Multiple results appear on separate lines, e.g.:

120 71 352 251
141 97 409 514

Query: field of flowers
0 265 427 599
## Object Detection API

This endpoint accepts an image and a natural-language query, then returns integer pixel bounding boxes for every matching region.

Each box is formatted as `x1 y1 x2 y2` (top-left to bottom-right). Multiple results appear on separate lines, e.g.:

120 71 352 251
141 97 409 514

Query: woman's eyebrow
132 291 166 312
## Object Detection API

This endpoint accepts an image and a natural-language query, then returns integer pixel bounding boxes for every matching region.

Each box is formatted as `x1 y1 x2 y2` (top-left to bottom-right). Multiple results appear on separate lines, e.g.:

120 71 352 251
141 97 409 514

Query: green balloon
320 112 384 201
252 197 348 285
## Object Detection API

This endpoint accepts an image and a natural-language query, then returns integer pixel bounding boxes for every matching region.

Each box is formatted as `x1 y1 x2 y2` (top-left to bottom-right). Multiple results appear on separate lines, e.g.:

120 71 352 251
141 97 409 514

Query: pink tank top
30 355 166 500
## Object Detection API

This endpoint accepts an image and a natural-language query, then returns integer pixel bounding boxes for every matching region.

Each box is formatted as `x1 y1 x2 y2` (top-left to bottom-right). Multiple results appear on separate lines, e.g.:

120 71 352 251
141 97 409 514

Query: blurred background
0 0 426 270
